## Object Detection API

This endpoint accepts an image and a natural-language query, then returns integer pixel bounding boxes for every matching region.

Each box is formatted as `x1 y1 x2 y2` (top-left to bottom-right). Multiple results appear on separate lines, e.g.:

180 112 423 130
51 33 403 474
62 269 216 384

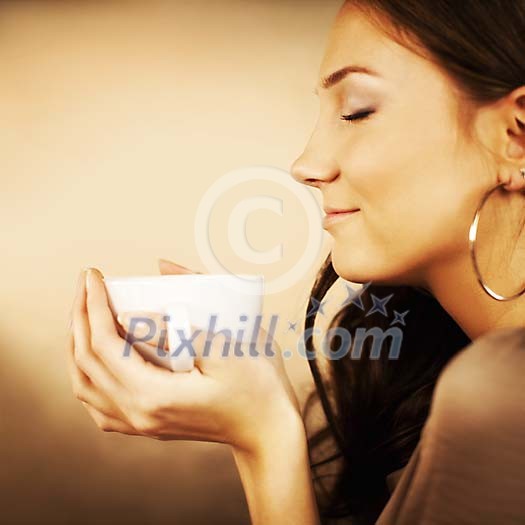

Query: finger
85 268 155 386
67 331 130 421
82 403 140 435
72 269 126 399
116 309 236 377
116 311 212 375
117 311 170 352
158 258 201 275
67 328 91 395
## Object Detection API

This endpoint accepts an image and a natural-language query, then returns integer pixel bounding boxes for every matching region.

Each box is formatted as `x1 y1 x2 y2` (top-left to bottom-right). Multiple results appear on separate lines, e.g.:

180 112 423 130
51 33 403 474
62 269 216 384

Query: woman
67 1 525 524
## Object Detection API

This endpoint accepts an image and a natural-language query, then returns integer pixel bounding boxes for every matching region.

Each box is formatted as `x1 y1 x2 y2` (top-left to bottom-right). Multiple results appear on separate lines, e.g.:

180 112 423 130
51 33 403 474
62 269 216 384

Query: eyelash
340 109 375 123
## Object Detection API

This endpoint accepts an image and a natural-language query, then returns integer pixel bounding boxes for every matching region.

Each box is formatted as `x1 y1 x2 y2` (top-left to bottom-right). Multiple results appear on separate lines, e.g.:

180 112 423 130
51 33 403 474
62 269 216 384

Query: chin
331 256 374 284
331 253 406 287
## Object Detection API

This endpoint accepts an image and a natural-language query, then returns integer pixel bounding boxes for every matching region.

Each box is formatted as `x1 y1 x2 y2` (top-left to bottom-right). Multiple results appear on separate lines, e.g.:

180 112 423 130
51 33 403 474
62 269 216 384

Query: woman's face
291 5 491 287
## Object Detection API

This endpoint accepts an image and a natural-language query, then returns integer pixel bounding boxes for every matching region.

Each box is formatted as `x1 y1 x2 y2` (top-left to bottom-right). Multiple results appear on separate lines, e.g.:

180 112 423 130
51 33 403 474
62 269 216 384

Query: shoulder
428 326 525 433
383 329 525 522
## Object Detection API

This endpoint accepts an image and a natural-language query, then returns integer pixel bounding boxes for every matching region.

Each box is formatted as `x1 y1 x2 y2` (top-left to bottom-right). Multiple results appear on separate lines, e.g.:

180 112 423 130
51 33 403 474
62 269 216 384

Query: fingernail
91 267 104 279
159 258 192 271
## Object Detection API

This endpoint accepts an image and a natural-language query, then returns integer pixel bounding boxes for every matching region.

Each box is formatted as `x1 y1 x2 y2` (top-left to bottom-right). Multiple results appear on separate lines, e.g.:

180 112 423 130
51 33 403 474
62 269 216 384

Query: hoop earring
468 177 525 302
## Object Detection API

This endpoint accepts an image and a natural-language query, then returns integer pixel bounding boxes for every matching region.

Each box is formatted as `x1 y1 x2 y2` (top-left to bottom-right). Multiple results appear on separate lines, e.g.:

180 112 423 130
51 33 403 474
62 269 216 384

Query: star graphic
365 293 394 317
391 310 409 326
340 281 373 310
287 321 298 332
306 297 328 319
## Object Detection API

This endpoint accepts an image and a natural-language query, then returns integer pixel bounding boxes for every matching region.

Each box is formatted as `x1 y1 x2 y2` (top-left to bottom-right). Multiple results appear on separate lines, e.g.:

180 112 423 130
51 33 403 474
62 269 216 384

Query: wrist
230 411 320 525
232 407 307 467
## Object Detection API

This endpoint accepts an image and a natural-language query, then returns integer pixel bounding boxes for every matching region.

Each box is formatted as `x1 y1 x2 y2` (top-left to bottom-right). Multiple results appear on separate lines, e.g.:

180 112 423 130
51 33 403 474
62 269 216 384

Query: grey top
376 326 525 525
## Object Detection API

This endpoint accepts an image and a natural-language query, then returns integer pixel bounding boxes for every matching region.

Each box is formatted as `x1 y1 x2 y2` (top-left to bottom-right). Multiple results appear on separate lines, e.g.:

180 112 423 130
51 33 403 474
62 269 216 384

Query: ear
495 86 525 191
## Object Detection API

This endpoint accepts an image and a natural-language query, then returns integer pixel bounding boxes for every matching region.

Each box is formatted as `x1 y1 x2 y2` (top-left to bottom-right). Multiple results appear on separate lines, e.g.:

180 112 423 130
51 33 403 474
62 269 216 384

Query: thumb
157 258 202 276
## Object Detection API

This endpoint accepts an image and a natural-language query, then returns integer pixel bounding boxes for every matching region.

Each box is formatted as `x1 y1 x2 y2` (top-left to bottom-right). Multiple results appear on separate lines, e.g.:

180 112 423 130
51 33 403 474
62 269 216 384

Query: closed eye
340 109 375 123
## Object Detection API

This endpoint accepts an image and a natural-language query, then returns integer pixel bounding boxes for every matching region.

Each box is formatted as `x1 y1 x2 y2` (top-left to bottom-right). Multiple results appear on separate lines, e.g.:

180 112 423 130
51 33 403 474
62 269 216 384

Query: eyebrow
314 64 380 94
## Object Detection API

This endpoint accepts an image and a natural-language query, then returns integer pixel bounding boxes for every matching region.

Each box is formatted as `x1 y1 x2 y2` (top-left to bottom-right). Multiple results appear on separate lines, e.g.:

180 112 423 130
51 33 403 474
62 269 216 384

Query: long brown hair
302 2 525 524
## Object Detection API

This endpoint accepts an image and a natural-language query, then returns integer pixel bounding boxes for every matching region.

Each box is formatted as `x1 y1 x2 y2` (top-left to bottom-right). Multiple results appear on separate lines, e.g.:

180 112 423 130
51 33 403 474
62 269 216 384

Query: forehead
319 5 436 91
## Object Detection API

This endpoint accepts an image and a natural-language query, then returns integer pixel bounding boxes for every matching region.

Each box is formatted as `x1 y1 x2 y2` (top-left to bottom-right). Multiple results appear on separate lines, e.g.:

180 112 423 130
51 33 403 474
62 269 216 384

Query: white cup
103 274 265 372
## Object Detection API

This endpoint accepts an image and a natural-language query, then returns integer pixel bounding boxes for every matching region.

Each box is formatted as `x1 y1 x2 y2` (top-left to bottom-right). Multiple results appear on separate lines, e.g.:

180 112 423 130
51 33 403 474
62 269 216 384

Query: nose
290 132 340 188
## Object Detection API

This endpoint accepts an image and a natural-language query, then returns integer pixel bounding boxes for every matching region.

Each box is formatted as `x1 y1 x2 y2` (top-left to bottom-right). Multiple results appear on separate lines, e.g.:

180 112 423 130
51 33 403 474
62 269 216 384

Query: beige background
0 1 346 523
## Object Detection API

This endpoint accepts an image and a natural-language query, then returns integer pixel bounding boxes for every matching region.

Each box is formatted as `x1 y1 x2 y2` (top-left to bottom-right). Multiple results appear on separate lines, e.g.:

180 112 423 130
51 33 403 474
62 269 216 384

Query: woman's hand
66 261 303 457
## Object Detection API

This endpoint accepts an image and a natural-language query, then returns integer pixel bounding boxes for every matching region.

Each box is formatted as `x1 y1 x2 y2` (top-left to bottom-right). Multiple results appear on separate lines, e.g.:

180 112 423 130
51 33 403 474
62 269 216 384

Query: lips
322 208 360 230
323 206 360 215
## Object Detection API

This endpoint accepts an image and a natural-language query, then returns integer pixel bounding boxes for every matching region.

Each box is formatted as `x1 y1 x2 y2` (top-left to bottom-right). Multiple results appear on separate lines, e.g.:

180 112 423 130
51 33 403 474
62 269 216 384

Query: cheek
332 162 471 281
331 199 466 284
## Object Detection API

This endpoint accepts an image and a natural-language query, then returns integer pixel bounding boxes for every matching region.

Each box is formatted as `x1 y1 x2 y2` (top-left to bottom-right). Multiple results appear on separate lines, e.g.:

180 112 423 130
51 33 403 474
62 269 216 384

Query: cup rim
104 274 265 284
